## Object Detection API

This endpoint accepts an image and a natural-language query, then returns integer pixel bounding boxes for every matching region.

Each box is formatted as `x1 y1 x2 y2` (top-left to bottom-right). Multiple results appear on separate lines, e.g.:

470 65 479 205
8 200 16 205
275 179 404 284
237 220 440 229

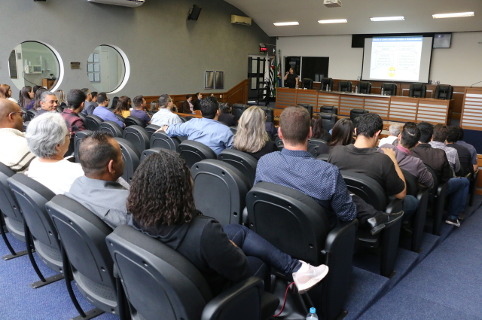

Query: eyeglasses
9 111 26 117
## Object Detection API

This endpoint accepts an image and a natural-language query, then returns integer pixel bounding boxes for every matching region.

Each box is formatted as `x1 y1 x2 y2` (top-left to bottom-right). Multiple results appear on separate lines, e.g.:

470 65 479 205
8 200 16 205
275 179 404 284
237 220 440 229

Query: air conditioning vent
323 0 342 8
231 15 252 26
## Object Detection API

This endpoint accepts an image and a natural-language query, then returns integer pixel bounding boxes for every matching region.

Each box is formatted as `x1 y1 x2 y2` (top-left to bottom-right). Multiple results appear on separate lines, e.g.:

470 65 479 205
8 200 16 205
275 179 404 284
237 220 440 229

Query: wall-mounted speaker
187 5 202 21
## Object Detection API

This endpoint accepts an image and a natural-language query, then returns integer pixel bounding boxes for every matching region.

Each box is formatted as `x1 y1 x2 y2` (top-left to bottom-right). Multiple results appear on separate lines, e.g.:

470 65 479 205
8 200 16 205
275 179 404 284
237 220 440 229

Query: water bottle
306 307 318 319
381 88 384 95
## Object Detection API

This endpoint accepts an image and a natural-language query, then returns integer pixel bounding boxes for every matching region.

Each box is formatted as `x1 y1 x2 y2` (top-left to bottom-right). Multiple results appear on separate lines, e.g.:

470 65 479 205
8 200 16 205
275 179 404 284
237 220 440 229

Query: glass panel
87 45 127 93
9 41 62 91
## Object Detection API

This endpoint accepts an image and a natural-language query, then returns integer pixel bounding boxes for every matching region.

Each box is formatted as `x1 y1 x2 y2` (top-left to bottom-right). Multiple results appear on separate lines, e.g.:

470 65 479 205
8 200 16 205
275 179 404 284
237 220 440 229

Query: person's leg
223 224 301 276
402 195 419 219
446 177 470 220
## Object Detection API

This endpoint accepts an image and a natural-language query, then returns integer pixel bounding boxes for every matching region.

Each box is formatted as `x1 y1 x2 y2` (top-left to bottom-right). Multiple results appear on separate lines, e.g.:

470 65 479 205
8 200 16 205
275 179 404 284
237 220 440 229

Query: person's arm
165 121 188 137
418 162 434 189
331 171 357 221
381 147 406 199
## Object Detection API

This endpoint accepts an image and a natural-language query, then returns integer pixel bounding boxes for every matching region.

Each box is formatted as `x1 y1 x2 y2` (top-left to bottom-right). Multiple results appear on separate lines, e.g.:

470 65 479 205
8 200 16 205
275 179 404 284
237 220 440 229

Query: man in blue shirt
255 106 403 235
162 97 233 155
92 92 125 128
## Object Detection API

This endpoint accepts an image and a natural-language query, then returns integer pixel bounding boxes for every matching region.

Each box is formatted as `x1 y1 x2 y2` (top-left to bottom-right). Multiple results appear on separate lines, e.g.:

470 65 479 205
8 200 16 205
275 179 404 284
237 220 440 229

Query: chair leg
0 215 27 260
61 246 88 319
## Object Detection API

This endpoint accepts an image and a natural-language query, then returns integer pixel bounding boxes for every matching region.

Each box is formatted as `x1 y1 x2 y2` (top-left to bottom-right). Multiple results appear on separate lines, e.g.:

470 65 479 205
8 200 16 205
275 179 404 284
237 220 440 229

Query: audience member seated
218 103 237 127
328 118 354 149
80 88 96 115
233 106 277 160
255 106 403 234
61 89 86 136
379 122 433 190
378 123 401 146
35 91 59 116
411 122 469 227
446 126 473 177
429 124 460 175
163 97 233 155
25 113 83 194
0 98 35 172
128 150 329 294
18 86 34 110
151 94 183 127
181 94 195 114
31 87 47 112
110 96 119 110
311 117 331 142
93 92 125 128
454 126 478 173
66 131 131 229
329 113 418 219
0 84 17 103
130 95 151 127
193 92 203 111
114 95 132 118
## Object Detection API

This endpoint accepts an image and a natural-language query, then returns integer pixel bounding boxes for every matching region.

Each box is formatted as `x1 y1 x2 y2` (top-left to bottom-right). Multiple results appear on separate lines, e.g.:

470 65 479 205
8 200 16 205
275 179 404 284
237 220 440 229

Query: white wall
277 32 482 86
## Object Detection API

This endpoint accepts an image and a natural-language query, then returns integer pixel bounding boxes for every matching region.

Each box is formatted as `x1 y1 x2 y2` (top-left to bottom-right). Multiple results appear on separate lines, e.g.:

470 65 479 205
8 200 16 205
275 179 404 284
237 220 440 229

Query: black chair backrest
258 106 274 123
179 140 216 169
0 163 25 241
84 115 103 131
302 78 313 89
124 116 144 127
381 83 397 96
145 124 161 139
358 81 372 94
274 136 284 150
114 138 140 184
434 84 453 100
150 131 181 151
8 173 61 270
191 160 250 225
340 170 387 211
123 125 150 155
46 195 118 313
297 104 313 119
307 139 330 157
77 112 86 122
320 113 337 132
401 169 419 196
140 148 163 163
246 182 329 265
232 104 248 121
350 108 369 123
73 130 93 163
338 81 352 92
218 149 258 188
106 225 212 320
409 83 427 98
321 78 334 91
320 105 337 115
99 121 123 138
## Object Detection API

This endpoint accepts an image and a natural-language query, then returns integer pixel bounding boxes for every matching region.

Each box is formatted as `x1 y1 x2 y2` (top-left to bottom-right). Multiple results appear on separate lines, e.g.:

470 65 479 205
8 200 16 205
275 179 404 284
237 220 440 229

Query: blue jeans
446 177 470 219
223 224 301 276
403 195 419 219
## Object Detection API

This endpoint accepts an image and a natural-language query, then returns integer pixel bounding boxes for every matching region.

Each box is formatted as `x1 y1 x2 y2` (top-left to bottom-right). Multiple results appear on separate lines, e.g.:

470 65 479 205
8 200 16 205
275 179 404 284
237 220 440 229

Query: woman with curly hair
328 118 354 148
233 106 277 160
127 151 328 294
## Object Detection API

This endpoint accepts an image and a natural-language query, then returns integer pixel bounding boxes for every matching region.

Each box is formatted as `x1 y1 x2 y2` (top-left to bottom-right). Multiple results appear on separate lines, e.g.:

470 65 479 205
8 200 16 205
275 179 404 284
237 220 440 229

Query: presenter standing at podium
284 67 299 88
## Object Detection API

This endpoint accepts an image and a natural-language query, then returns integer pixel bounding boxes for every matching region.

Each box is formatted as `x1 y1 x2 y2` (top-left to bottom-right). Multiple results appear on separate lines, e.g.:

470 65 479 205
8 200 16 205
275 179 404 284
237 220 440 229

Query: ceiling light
318 19 347 24
370 16 405 22
432 12 474 19
273 21 299 26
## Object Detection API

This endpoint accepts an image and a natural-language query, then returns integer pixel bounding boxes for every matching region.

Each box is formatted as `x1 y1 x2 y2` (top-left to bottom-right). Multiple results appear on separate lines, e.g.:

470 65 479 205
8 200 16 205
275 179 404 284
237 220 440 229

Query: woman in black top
284 67 299 88
128 151 328 294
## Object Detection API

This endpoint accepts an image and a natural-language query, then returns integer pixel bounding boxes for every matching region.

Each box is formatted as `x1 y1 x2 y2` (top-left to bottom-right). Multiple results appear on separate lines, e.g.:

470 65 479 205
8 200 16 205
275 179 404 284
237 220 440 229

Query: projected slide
370 37 422 81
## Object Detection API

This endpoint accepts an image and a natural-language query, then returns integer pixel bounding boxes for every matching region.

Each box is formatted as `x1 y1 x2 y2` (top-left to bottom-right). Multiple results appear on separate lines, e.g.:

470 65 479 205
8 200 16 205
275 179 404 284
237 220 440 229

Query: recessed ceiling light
432 12 474 19
370 16 405 22
318 19 348 24
273 21 299 26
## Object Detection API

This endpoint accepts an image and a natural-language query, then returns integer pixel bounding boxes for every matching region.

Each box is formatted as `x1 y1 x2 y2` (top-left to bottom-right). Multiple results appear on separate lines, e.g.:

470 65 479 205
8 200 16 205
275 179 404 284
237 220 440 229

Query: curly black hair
127 150 196 227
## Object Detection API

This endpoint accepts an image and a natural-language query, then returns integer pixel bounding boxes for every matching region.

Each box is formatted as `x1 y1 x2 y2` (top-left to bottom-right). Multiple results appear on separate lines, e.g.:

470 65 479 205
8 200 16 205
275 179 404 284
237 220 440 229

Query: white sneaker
292 261 329 293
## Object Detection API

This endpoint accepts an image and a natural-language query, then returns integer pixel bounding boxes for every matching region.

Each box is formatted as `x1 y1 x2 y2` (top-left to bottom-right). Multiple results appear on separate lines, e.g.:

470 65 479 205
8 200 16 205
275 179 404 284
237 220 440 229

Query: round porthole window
87 45 129 93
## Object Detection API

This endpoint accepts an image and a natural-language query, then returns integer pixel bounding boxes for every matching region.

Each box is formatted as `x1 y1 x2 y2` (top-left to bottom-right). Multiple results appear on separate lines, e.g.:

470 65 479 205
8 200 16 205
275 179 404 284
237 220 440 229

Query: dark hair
355 113 383 138
133 95 144 107
33 87 47 111
67 89 87 109
81 88 90 96
219 103 232 114
127 151 196 227
91 91 98 99
115 96 131 114
329 118 354 146
78 132 118 175
279 106 311 144
158 94 171 108
200 97 218 119
110 96 119 109
417 122 434 143
311 117 329 140
432 124 448 143
400 122 420 148
96 92 108 104
446 126 461 143
33 85 43 94
18 86 32 108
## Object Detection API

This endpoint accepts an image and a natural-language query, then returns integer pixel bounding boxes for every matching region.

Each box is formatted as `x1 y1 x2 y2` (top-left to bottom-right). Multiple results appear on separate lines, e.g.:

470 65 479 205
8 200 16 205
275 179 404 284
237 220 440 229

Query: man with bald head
66 131 130 229
0 98 35 172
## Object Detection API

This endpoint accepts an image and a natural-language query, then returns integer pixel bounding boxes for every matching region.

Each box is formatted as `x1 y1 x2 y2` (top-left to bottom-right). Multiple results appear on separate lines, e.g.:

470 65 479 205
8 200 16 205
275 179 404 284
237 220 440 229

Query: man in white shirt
151 94 182 127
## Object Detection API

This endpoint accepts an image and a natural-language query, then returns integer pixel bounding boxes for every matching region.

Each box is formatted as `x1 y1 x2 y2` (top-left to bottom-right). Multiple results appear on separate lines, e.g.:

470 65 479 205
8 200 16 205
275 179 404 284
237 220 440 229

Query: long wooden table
275 88 450 124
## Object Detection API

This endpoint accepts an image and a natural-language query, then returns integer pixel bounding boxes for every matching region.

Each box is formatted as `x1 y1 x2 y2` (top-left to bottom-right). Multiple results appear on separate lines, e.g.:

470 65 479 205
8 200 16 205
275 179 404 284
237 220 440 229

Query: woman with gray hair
26 112 83 194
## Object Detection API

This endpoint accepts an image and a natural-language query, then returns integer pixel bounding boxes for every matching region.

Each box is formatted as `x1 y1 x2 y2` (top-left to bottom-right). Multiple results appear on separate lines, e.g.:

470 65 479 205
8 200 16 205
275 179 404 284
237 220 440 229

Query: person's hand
381 147 397 162
155 125 169 133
